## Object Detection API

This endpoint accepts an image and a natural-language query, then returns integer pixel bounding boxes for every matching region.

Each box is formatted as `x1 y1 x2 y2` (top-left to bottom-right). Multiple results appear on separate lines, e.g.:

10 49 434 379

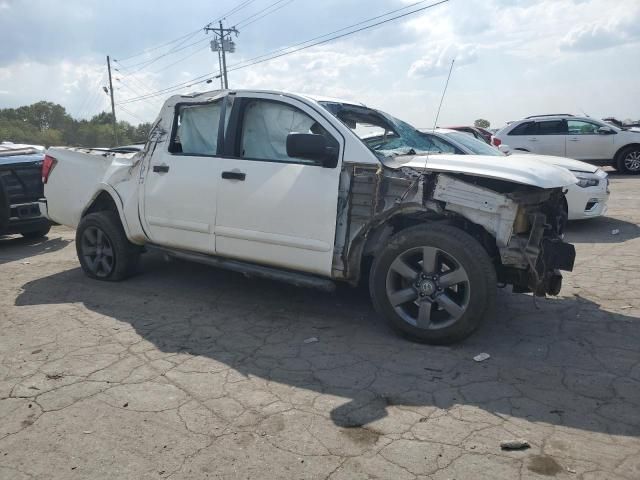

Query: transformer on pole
205 21 238 89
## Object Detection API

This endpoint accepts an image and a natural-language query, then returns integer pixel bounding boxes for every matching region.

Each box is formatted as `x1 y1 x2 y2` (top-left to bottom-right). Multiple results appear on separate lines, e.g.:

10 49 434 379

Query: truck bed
43 147 139 229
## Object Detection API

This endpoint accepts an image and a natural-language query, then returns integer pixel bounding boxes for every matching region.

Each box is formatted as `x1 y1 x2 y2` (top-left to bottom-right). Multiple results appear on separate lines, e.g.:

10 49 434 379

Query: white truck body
41 89 578 343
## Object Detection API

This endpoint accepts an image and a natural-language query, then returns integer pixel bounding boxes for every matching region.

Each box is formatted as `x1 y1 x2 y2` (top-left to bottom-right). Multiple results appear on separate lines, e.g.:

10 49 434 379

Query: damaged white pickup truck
41 90 577 343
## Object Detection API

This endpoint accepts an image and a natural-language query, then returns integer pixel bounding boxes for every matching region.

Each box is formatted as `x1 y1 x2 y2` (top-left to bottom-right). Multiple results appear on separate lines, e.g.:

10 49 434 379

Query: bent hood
512 153 599 174
388 154 577 189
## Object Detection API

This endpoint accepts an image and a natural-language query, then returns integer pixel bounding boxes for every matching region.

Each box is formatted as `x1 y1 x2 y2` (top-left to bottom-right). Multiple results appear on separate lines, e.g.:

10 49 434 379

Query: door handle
221 171 246 181
568 138 579 142
527 137 538 142
152 164 170 173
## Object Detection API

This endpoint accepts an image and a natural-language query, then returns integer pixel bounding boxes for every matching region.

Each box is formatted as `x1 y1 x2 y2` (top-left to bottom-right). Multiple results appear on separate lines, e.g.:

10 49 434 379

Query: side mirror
286 133 339 168
498 144 511 155
597 126 615 135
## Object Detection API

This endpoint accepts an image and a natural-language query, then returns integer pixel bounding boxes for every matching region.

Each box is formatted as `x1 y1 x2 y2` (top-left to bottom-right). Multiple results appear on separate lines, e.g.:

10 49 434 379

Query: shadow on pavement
15 253 640 436
0 234 71 265
565 215 640 243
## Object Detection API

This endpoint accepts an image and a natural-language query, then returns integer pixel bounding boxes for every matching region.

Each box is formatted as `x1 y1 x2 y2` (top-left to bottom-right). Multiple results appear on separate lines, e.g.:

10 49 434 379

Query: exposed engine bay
332 163 575 297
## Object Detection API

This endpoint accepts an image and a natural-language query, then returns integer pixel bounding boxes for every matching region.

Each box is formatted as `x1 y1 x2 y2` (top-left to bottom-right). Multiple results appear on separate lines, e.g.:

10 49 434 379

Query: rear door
523 120 566 156
140 96 227 254
213 93 344 276
565 119 614 160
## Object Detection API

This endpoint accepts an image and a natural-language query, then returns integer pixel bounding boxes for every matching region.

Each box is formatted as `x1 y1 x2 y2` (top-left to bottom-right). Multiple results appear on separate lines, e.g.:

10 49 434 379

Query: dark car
0 145 51 238
442 126 492 144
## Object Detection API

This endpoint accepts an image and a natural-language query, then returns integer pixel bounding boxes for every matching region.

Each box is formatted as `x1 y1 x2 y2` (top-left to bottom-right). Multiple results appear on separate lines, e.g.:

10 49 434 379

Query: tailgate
0 161 44 204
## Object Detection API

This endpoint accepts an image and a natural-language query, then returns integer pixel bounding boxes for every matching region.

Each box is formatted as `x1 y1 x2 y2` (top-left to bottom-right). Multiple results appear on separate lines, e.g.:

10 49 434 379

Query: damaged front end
334 163 575 297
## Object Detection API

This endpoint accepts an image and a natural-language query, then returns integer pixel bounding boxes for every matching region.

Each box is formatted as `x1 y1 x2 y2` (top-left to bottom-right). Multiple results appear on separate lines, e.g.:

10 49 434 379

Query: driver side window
239 99 334 164
567 120 599 135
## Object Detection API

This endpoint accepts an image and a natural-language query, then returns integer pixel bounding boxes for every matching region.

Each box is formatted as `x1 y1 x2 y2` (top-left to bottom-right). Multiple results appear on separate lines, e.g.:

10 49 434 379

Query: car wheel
76 212 141 281
617 146 640 175
369 223 496 344
21 224 51 239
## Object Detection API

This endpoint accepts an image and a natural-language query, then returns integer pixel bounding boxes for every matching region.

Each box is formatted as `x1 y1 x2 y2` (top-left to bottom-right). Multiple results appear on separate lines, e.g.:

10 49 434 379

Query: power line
115 29 205 63
229 0 435 70
75 70 107 119
115 78 156 103
119 105 152 124
215 0 260 22
150 42 211 75
234 0 295 28
115 34 209 73
113 67 156 96
115 0 259 63
116 0 449 106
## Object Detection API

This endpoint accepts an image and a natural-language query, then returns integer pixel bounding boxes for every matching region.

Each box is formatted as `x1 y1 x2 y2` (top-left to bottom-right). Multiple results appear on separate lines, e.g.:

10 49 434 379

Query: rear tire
76 212 140 281
369 224 496 344
21 224 51 239
616 146 640 175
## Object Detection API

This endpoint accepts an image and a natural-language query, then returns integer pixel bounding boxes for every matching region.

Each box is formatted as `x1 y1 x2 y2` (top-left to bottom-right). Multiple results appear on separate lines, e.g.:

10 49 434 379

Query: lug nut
432 276 437 281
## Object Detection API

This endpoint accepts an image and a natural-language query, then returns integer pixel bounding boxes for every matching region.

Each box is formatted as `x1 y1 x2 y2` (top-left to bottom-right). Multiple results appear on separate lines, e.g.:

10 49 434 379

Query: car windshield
319 101 444 157
443 131 504 156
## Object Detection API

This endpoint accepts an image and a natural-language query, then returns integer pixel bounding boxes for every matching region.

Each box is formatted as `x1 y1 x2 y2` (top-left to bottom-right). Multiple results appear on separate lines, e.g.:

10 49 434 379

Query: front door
141 97 225 254
565 119 615 160
213 93 344 276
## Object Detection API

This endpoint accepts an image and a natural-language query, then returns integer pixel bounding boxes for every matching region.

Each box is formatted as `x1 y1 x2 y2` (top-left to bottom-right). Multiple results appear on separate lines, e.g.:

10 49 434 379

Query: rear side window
537 120 567 135
170 101 222 155
508 122 536 135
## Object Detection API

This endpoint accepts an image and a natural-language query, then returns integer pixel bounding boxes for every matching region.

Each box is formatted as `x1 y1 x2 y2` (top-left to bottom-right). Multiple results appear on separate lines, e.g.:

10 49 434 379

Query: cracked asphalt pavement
1 172 639 479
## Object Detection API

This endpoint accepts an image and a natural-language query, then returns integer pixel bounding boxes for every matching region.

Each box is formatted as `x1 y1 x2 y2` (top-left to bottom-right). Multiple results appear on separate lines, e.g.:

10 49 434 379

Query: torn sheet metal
432 174 518 247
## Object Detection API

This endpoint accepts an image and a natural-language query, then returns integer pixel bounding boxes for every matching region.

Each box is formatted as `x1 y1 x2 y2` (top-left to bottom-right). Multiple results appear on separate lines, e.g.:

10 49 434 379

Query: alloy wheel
624 150 640 172
81 226 115 278
385 246 470 330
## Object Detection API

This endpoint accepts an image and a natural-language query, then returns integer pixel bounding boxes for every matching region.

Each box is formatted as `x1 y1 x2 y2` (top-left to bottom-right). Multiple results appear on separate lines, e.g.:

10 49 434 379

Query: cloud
560 12 640 52
407 43 478 78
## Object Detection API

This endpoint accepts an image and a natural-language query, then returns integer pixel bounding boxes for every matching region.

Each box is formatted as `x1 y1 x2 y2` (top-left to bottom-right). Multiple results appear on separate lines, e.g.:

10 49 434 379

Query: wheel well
356 212 498 285
83 191 119 217
614 143 640 162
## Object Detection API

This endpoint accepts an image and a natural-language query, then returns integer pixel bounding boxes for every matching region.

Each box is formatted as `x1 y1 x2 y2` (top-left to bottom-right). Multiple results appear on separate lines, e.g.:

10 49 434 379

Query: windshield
443 131 504 156
319 101 451 157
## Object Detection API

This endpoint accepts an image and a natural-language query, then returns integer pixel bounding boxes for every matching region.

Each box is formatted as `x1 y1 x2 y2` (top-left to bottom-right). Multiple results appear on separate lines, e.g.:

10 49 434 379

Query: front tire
616 146 640 175
76 212 140 281
369 224 496 344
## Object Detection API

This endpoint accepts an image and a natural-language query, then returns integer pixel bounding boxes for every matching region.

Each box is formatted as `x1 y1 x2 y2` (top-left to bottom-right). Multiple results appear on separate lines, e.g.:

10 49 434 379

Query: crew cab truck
0 144 51 238
41 90 577 344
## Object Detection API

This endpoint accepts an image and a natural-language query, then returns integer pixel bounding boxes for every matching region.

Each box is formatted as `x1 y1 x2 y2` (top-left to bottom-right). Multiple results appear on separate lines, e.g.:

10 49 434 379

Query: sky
1 0 639 129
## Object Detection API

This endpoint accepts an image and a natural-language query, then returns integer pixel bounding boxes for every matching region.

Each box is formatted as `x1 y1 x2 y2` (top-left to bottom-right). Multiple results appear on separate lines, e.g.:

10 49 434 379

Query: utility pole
106 55 118 145
205 21 238 89
216 49 224 89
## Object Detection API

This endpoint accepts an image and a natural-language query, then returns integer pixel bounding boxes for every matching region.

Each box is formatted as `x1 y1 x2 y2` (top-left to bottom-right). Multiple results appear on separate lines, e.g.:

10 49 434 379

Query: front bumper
566 173 610 220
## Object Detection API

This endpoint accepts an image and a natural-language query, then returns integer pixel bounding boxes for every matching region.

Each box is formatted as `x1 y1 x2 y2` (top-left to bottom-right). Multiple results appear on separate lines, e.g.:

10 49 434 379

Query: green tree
0 101 151 148
474 119 490 129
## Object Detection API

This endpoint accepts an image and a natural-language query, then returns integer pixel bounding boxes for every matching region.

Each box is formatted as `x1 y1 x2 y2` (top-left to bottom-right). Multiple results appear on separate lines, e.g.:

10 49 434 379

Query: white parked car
416 129 609 220
491 114 640 174
40 90 577 344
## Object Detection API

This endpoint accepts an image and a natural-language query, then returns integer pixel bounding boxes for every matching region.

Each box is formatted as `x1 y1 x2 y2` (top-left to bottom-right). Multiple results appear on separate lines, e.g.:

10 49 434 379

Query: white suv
492 114 640 174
